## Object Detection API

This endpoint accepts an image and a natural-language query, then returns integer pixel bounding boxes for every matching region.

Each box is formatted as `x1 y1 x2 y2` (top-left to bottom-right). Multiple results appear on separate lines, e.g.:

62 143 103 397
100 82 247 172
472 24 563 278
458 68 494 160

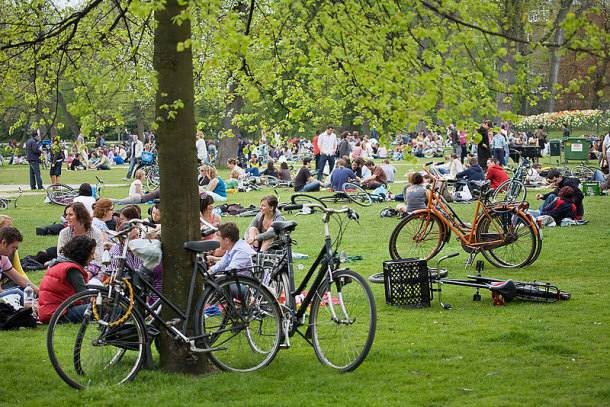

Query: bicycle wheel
367 272 384 284
194 275 282 372
46 184 77 206
475 209 537 268
290 193 328 210
261 175 279 188
389 213 446 261
309 268 376 371
492 179 527 203
342 182 372 206
570 165 594 182
47 289 146 389
0 199 7 211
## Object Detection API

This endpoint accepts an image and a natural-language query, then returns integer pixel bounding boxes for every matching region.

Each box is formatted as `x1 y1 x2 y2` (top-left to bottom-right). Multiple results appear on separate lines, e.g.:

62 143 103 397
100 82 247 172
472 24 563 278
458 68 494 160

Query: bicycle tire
193 275 282 373
492 179 527 203
261 175 279 188
0 199 7 211
46 183 78 206
368 272 384 284
388 212 446 261
475 209 537 268
319 193 348 204
343 182 372 206
309 268 376 372
570 165 595 182
46 288 146 389
290 193 328 209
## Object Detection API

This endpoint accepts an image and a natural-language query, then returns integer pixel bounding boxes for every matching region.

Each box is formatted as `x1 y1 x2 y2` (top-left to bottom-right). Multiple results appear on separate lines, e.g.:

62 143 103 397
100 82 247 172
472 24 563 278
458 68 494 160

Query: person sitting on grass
110 169 146 204
245 195 285 251
293 157 321 192
0 226 39 305
361 160 387 190
528 186 577 227
38 236 97 323
279 161 292 182
330 159 361 192
200 194 222 241
455 156 485 191
209 222 255 274
73 183 96 215
198 165 227 202
486 157 509 190
535 168 584 219
246 153 261 177
398 172 431 215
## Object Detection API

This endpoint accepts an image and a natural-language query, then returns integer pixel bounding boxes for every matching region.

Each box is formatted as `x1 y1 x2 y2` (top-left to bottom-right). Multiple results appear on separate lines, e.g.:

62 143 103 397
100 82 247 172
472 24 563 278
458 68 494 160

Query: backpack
380 206 399 218
0 302 37 330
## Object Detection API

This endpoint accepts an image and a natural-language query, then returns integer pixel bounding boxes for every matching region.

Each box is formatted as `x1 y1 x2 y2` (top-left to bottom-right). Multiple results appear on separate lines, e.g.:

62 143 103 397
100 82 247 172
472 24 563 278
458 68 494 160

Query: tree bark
154 0 211 374
57 91 80 139
218 79 242 167
546 4 570 113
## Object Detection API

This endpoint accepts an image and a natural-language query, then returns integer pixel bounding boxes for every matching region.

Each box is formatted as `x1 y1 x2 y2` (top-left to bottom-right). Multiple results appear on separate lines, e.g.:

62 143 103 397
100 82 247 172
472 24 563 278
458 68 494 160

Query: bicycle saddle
183 240 220 252
271 220 298 233
471 180 491 190
489 279 517 302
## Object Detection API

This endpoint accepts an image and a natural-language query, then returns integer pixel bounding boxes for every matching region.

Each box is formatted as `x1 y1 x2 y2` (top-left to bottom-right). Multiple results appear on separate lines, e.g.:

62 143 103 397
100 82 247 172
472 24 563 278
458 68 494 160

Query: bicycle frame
415 163 537 251
271 206 356 340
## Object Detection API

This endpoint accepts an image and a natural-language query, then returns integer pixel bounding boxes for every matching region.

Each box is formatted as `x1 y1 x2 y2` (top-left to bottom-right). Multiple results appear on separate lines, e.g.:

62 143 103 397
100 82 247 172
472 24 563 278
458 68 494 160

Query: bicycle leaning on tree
46 219 283 389
255 203 377 371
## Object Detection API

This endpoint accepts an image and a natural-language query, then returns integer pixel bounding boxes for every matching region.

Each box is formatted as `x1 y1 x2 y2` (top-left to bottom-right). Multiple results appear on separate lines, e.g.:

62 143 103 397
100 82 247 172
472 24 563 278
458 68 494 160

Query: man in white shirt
317 125 337 181
124 134 143 181
603 130 610 167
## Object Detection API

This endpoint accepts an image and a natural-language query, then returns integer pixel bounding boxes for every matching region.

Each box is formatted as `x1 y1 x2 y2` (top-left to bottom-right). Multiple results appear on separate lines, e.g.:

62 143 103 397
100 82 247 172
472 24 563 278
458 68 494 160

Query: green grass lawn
0 161 608 406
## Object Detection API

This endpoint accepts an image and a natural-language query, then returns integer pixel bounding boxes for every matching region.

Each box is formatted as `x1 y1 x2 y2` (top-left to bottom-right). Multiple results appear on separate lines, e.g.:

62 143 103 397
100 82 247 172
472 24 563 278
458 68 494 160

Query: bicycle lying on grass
46 176 104 206
389 162 542 268
369 253 571 309
257 203 377 371
47 219 282 389
0 187 22 210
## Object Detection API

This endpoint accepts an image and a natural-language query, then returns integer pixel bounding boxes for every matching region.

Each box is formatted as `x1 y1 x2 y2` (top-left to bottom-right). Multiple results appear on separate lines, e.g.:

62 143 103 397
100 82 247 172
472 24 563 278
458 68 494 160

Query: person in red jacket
38 236 96 323
486 158 509 190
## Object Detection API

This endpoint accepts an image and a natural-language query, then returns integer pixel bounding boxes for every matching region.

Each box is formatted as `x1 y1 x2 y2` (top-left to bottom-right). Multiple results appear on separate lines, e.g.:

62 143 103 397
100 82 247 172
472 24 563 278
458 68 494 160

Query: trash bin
564 138 589 161
549 139 561 157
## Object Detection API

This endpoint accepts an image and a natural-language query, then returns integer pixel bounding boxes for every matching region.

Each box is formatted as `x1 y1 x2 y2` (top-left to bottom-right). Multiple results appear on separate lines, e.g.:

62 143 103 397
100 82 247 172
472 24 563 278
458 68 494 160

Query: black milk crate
382 258 431 308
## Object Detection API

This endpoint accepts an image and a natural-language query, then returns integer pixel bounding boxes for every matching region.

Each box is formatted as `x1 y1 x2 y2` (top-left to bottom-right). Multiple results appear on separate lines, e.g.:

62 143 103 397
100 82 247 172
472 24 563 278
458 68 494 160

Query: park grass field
0 159 608 407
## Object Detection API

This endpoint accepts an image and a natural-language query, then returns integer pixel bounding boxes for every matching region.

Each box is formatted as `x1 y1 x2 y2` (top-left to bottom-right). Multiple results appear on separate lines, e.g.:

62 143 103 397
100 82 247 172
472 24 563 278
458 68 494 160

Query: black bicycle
258 204 377 371
46 219 282 389
0 187 22 210
46 176 104 206
492 151 530 203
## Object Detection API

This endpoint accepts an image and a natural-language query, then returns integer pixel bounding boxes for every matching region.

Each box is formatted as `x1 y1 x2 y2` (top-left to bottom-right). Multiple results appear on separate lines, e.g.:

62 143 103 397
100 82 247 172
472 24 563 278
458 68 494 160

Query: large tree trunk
495 0 524 120
57 91 80 139
218 79 242 167
546 4 570 113
154 0 211 375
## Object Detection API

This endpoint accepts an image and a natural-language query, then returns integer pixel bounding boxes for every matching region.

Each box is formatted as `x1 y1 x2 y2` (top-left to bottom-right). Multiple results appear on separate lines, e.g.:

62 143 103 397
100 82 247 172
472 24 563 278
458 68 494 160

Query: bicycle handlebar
297 203 359 220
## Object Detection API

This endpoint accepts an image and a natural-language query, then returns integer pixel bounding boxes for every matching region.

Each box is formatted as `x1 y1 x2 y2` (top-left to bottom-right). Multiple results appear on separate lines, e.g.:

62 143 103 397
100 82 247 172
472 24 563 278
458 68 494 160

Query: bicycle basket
381 258 431 308
141 151 154 165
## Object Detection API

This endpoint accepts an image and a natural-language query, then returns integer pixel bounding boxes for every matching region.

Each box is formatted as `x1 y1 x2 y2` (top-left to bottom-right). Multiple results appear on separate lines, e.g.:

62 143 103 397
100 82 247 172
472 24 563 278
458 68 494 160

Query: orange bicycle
389 162 542 268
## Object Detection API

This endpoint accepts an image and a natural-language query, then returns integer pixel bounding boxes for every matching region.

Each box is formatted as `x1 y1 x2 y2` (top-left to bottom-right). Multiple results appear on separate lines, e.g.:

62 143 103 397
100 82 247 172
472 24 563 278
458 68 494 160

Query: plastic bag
129 239 162 270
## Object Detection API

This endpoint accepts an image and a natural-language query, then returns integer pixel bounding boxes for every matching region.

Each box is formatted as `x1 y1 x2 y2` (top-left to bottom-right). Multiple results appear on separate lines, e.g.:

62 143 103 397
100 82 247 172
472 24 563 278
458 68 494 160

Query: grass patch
0 160 609 406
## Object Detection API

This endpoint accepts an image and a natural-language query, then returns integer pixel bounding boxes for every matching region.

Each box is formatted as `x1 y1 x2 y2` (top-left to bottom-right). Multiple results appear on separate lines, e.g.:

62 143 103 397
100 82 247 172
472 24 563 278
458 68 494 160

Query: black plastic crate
382 258 431 308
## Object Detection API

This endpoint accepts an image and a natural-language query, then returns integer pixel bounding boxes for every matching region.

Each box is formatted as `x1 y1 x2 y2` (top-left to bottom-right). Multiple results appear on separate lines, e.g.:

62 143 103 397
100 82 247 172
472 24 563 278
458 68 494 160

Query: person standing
317 125 337 181
49 136 64 185
337 131 352 158
312 130 321 172
196 131 208 164
562 123 570 138
448 124 461 157
25 131 43 190
123 134 143 181
476 120 492 172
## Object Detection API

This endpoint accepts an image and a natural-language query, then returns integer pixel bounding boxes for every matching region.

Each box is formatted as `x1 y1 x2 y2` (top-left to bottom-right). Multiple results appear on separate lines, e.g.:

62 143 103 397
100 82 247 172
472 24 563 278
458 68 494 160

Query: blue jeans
245 167 260 177
592 170 605 182
0 288 24 305
58 304 90 323
125 156 139 179
528 193 558 217
28 160 43 189
317 155 335 180
301 180 321 192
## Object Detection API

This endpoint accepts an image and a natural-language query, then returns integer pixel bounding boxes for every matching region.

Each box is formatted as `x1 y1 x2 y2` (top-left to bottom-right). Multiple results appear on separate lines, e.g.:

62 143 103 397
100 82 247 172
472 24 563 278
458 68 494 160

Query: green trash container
564 138 589 161
549 139 561 156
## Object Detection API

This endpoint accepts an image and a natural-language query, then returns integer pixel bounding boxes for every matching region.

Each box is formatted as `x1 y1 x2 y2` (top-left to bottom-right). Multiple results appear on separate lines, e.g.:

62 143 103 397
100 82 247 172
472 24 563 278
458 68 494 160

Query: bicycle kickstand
473 260 484 301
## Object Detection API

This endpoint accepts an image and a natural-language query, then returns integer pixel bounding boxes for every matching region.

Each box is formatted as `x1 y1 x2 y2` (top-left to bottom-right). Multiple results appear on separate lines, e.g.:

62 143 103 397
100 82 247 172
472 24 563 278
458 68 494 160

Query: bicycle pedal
165 318 181 327
279 343 291 349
